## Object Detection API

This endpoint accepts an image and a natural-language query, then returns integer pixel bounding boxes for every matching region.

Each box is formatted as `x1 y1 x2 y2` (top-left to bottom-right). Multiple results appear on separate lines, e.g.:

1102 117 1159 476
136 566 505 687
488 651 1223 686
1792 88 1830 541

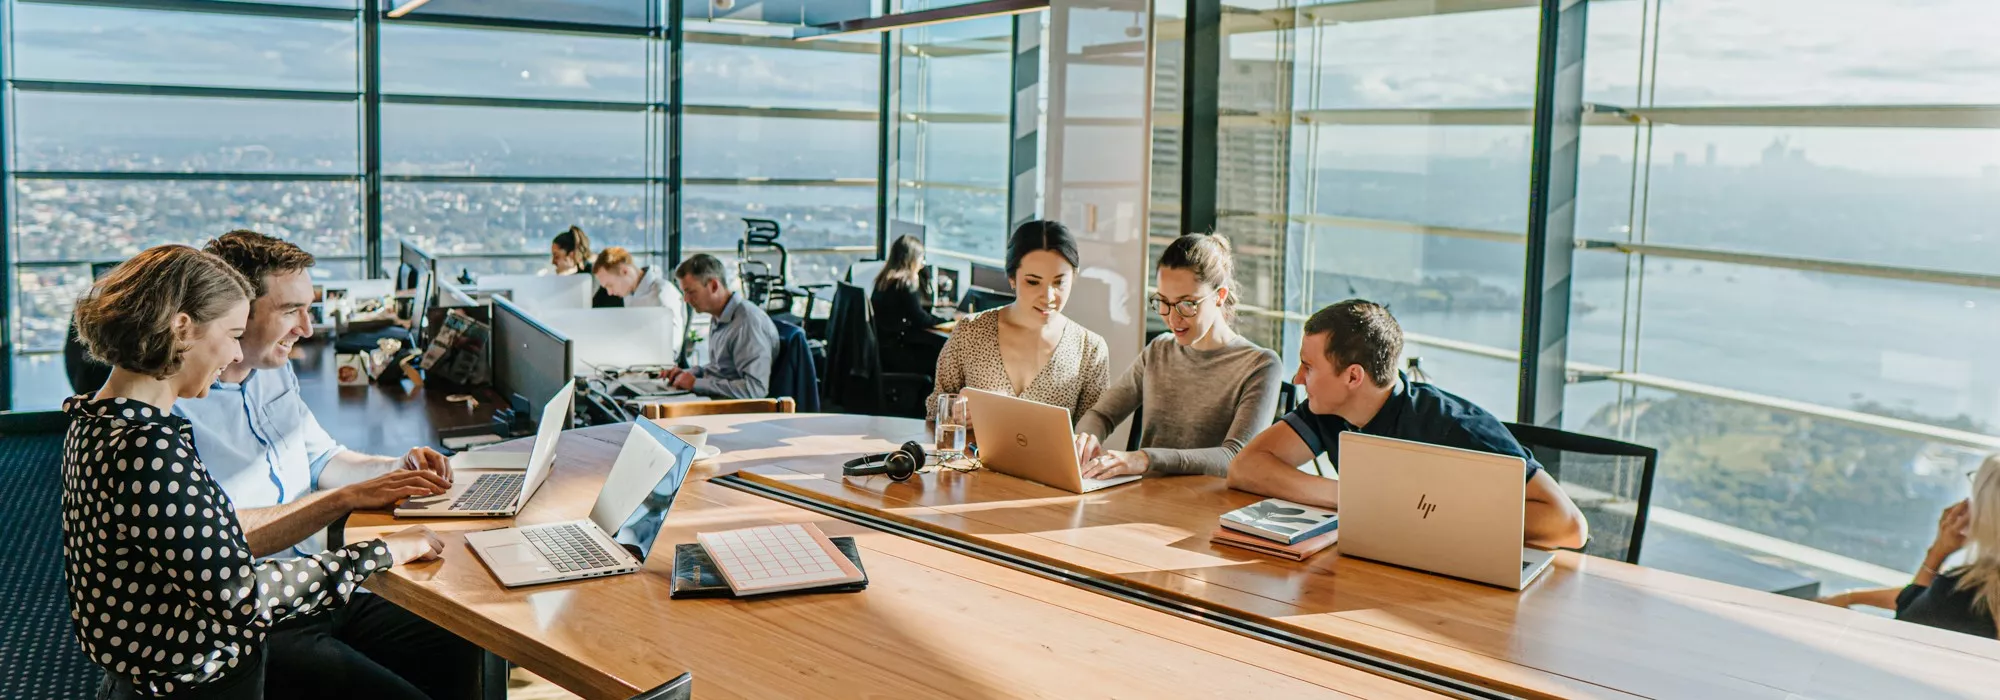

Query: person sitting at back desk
550 225 620 308
1227 299 1588 550
663 254 779 399
174 230 480 699
872 233 947 375
1820 455 2000 640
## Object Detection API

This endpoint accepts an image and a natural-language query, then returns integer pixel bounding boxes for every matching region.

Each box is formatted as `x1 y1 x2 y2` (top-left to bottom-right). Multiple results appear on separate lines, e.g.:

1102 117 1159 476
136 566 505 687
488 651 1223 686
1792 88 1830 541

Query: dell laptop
962 388 1142 494
1336 432 1556 591
395 381 574 518
466 419 698 587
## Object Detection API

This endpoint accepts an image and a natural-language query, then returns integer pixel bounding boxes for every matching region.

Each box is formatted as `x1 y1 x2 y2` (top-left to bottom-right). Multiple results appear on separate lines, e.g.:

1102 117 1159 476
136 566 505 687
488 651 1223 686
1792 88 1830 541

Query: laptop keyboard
451 473 524 511
523 523 620 573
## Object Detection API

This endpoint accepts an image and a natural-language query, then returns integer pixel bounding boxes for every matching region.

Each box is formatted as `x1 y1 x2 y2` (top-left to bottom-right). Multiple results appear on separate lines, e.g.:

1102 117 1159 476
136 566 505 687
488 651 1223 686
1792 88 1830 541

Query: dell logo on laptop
1416 495 1438 519
1015 433 1029 447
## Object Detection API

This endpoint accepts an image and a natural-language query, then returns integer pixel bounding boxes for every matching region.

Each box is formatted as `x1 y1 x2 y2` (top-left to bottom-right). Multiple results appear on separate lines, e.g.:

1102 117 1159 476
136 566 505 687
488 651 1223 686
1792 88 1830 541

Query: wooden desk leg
478 650 509 700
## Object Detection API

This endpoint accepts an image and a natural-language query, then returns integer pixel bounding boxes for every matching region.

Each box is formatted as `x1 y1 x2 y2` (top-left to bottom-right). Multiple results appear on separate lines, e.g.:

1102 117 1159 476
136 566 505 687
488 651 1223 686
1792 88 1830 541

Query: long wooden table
347 421 1449 700
681 413 2000 700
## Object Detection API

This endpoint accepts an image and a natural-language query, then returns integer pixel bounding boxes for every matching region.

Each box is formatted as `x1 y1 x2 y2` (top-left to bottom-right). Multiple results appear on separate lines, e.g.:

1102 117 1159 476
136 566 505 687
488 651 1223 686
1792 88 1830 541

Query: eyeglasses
1150 291 1218 318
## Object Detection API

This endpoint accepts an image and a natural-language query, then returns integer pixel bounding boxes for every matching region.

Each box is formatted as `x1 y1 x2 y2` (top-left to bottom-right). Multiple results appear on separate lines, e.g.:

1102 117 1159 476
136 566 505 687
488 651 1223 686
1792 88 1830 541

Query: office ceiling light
793 0 1050 41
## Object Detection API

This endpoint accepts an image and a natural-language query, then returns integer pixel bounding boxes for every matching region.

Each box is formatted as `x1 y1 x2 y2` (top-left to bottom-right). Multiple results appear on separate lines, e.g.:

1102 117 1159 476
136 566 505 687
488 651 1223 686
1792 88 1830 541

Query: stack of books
1210 499 1340 561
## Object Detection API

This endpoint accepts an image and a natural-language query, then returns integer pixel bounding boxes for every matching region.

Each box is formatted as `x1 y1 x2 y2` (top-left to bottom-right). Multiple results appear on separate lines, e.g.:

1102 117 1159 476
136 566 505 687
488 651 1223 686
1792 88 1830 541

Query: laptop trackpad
486 543 545 566
452 451 530 470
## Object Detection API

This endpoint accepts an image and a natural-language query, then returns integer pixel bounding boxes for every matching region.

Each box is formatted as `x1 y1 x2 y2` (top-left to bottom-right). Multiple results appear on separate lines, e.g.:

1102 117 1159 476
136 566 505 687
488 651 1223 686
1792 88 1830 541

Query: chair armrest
626 672 692 700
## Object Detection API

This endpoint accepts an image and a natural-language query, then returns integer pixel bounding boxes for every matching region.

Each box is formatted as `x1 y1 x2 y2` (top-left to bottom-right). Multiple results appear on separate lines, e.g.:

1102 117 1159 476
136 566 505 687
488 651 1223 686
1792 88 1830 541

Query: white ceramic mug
666 424 709 451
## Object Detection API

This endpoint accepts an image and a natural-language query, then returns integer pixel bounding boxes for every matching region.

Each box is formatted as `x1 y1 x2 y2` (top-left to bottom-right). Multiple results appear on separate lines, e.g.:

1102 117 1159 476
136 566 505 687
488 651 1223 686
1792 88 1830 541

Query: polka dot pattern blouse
60 396 394 697
927 309 1109 423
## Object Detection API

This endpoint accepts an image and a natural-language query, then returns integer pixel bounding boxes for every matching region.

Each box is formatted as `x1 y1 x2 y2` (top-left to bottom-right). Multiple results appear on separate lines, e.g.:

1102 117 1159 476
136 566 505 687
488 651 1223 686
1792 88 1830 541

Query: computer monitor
489 295 574 412
969 261 1009 292
398 241 440 343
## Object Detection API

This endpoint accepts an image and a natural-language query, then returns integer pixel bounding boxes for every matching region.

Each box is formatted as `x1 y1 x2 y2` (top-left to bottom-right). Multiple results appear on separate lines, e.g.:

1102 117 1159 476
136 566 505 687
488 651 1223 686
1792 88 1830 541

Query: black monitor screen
969 261 1009 292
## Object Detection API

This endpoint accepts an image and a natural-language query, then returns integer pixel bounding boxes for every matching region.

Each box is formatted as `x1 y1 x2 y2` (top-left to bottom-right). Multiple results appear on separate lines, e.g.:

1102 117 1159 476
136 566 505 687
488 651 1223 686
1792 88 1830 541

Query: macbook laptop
962 388 1141 494
466 419 697 587
1336 432 1556 591
395 382 574 518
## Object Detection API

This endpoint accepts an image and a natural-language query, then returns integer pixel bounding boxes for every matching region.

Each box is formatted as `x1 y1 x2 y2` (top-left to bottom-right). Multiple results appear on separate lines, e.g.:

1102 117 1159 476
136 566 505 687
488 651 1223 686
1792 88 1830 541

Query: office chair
63 312 112 395
1502 422 1659 565
826 282 931 418
626 672 692 700
642 397 795 420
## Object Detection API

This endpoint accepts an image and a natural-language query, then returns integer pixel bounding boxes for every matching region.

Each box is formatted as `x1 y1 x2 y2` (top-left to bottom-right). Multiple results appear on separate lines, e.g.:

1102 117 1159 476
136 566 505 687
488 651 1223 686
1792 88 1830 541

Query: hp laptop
466 420 697 587
395 382 574 518
1336 432 1556 591
962 388 1141 494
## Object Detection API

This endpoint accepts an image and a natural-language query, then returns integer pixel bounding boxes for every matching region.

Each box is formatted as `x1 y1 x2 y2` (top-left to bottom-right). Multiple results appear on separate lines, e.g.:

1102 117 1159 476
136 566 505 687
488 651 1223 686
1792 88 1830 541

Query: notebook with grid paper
695 523 866 596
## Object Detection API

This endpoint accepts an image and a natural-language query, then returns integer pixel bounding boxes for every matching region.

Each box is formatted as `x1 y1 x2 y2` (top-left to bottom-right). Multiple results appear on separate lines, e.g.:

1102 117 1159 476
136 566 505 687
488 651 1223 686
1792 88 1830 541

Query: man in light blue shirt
664 253 778 399
176 231 477 699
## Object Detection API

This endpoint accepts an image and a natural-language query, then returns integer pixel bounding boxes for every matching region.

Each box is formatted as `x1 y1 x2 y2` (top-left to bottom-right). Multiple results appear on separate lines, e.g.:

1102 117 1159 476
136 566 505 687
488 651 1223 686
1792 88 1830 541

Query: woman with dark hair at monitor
926 220 1108 423
872 234 947 374
551 226 621 308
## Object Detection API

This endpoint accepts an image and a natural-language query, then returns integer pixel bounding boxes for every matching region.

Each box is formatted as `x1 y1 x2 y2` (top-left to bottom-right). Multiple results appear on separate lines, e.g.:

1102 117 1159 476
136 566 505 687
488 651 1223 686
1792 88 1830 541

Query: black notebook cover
670 536 869 599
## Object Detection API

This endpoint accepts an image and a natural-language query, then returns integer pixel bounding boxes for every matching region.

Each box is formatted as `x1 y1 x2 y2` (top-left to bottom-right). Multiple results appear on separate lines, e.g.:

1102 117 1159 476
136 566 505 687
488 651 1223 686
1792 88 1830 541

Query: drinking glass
934 394 970 461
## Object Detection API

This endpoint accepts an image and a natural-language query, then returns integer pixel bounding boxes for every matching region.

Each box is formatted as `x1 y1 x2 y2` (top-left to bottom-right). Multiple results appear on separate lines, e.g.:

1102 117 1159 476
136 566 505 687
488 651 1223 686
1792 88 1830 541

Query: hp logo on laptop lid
1417 495 1438 519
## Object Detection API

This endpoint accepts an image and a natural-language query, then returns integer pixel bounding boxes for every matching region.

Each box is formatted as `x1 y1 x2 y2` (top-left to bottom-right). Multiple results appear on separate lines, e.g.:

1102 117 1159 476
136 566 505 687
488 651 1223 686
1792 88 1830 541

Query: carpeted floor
0 430 99 699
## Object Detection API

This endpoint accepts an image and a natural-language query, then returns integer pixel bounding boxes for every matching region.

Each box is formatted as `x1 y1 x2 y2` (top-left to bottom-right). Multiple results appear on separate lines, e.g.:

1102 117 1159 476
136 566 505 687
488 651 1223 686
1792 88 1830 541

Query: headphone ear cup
886 441 926 481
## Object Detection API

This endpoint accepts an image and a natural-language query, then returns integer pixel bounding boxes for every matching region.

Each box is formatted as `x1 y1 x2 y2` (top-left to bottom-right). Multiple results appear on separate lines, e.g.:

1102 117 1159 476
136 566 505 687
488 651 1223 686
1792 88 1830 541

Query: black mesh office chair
826 282 929 418
737 218 830 332
1503 422 1659 565
626 672 692 700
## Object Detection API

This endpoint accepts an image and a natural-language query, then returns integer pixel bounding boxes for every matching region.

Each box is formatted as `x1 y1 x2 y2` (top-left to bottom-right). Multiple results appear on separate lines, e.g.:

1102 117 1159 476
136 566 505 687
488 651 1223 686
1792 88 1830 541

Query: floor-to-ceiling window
1281 2 1541 412
890 11 1014 266
682 22 880 285
1570 0 2000 591
379 2 667 279
1195 0 2000 595
5 0 366 408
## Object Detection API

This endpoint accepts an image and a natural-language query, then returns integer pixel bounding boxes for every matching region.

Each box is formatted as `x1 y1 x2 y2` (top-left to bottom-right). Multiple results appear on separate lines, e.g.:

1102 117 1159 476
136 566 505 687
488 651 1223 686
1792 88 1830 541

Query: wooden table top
347 420 1447 700
688 413 2000 700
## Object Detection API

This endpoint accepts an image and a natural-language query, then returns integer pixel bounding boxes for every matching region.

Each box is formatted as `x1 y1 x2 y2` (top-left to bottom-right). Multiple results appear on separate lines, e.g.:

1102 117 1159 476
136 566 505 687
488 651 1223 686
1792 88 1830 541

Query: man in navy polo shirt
1227 299 1587 549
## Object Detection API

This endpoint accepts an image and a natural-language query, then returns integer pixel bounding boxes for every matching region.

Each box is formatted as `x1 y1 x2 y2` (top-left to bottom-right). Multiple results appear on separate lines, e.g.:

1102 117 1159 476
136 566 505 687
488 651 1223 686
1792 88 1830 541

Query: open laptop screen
605 421 698 563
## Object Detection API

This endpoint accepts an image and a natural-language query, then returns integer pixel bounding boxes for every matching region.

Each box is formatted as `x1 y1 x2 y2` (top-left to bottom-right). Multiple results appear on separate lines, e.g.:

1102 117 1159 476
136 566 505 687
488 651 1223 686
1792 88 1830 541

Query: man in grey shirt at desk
664 253 779 399
175 230 479 699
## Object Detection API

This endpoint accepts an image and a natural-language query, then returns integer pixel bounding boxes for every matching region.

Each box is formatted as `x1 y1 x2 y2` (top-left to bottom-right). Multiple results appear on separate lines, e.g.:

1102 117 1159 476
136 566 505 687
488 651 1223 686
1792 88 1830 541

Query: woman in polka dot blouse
60 245 445 700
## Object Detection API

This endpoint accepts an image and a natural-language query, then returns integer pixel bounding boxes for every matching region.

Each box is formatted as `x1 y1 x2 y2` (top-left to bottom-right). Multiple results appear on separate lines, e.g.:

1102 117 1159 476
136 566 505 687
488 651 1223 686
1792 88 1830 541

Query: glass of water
934 393 970 462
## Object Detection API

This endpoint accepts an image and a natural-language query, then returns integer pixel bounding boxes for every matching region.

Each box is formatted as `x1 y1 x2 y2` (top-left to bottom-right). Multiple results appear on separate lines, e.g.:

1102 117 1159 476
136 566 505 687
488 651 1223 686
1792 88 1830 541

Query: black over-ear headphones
842 441 928 482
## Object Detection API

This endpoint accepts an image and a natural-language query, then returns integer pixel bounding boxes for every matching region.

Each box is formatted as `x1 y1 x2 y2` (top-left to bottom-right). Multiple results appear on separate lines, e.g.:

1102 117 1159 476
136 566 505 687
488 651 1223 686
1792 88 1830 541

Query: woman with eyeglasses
1820 455 2000 640
1071 233 1282 479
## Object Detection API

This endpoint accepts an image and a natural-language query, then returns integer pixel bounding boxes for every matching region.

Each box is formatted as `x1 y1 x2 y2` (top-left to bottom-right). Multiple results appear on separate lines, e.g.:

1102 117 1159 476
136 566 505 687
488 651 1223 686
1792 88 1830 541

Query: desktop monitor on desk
490 295 574 415
969 261 1009 293
539 307 683 372
397 241 440 344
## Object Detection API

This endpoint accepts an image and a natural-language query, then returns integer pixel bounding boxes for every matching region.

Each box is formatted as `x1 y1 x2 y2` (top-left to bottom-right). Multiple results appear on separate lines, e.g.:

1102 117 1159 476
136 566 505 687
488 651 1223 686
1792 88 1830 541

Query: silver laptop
962 388 1141 494
465 420 697 587
1336 432 1556 591
394 382 574 518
